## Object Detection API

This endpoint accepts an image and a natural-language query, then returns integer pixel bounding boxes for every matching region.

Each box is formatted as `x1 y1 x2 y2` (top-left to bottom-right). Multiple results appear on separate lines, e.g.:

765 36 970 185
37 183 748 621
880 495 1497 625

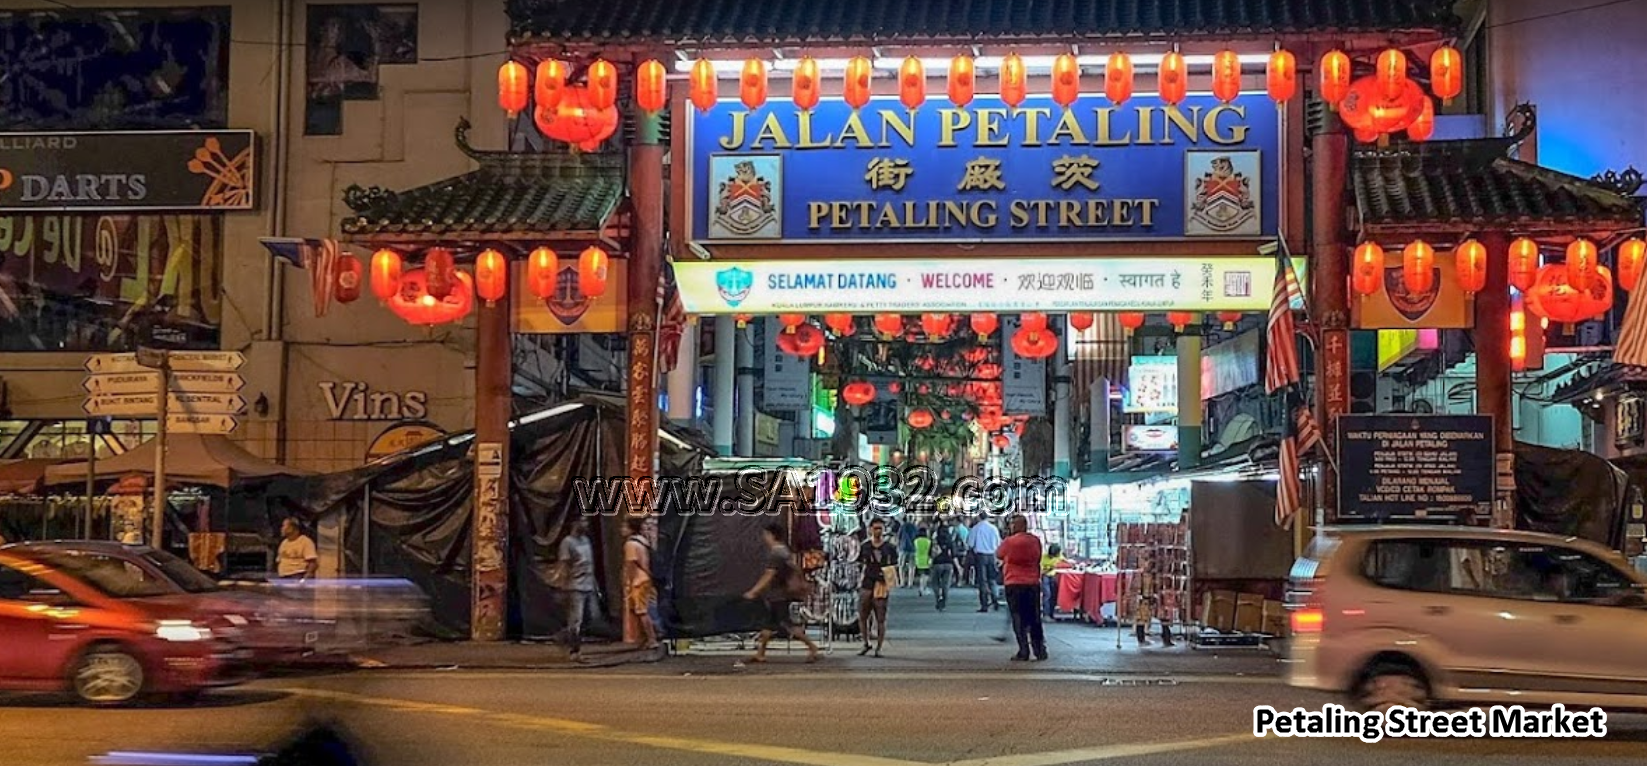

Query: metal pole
151 357 169 548
85 436 97 539
362 485 372 577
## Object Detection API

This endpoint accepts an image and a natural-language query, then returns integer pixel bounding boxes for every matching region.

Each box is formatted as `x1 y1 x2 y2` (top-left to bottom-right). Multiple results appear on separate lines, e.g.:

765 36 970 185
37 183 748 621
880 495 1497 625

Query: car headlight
154 620 213 642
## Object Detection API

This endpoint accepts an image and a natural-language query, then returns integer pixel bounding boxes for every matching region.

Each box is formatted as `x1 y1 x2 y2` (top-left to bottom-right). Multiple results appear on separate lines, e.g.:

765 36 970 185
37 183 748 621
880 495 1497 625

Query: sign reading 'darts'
1337 414 1494 522
688 94 1280 243
676 257 1276 314
0 131 255 211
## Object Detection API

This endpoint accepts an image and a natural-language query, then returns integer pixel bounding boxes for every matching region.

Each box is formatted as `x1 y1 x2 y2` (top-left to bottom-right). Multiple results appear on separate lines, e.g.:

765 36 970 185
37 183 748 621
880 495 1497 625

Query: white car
1286 526 1647 711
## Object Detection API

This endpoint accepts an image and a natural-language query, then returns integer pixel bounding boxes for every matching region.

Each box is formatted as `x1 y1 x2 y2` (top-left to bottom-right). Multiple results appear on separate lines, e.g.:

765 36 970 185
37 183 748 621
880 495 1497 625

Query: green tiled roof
340 120 622 241
1352 138 1645 237
508 0 1460 45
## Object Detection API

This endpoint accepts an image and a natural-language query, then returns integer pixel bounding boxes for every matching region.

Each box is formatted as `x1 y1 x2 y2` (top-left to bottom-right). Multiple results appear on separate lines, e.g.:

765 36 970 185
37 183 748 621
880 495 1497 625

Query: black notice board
1337 414 1494 522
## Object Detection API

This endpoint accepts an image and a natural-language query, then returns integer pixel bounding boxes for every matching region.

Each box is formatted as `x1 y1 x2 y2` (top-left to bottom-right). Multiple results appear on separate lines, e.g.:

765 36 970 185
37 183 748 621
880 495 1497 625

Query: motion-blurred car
1286 526 1647 712
0 544 250 705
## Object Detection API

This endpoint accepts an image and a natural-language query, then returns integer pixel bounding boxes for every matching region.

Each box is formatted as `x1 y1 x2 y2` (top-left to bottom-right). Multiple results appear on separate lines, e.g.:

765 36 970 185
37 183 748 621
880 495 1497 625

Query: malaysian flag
1266 239 1310 527
259 237 341 317
1265 242 1302 393
657 259 689 373
1616 252 1647 367
1277 413 1302 528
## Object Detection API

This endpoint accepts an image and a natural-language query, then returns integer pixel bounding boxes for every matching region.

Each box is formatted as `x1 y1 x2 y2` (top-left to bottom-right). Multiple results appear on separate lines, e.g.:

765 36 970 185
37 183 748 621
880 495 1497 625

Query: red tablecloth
1055 570 1084 612
1080 572 1119 622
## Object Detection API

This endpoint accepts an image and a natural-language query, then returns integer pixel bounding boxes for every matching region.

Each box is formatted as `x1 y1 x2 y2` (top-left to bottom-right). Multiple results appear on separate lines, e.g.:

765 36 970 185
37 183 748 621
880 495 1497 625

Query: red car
0 544 251 705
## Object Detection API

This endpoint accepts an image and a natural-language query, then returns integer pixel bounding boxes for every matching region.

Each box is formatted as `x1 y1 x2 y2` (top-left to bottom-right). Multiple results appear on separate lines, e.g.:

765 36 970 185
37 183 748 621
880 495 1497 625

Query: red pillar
623 107 666 643
471 285 512 641
1476 231 1515 528
1311 112 1351 524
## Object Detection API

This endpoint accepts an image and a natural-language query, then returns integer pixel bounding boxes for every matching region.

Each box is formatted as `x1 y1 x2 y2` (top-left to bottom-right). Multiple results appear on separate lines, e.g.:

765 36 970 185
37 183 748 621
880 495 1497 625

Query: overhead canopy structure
43 434 313 489
0 459 61 495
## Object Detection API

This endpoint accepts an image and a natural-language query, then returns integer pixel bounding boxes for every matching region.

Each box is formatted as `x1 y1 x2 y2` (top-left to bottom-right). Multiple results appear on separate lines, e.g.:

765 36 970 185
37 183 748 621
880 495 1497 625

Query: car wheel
1354 662 1429 712
72 646 145 705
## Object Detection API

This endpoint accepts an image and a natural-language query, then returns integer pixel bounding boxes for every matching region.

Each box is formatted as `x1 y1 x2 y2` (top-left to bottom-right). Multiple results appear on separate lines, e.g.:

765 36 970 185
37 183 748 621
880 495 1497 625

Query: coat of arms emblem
715 267 754 307
1187 152 1260 237
710 157 781 239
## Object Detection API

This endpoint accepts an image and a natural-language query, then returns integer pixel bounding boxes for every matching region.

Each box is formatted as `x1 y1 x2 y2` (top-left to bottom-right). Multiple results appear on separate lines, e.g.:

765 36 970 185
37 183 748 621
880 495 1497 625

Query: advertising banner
1337 414 1494 521
761 317 812 409
1124 356 1178 414
687 93 1281 244
676 256 1280 314
1123 424 1180 453
512 259 629 334
1200 330 1260 399
0 131 255 211
1000 315 1048 416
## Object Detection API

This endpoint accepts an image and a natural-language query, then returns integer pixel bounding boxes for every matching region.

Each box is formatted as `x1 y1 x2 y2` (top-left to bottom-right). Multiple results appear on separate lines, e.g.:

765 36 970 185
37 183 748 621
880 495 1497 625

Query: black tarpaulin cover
263 394 710 638
1515 441 1627 549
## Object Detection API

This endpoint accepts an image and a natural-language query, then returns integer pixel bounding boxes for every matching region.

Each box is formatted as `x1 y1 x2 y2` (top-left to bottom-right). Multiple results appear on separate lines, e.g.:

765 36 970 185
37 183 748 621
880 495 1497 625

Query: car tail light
1291 607 1324 634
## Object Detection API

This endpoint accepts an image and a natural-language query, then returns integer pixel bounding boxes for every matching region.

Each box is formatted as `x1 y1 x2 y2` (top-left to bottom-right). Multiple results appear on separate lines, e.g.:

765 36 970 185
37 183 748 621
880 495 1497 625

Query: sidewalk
345 588 1282 677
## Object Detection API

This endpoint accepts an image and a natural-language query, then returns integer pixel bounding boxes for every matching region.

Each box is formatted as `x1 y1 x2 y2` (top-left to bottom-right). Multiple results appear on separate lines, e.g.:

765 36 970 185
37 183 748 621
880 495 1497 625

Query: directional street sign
84 392 247 417
83 372 160 396
84 353 146 376
163 351 246 372
166 413 238 434
168 371 245 393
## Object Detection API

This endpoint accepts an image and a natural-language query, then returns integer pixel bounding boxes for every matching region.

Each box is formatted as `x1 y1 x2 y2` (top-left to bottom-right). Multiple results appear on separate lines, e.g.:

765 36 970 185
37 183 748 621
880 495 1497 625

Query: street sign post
166 414 239 434
84 392 247 417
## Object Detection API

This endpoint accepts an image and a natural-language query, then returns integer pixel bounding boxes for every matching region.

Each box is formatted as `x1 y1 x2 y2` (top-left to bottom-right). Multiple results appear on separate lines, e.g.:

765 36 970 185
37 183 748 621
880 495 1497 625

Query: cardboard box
1234 593 1264 633
1262 599 1289 637
1200 590 1237 631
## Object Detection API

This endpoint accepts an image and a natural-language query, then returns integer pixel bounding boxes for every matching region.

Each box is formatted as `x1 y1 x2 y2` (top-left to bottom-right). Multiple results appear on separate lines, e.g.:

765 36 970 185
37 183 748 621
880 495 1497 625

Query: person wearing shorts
857 518 899 657
743 523 820 663
623 517 660 650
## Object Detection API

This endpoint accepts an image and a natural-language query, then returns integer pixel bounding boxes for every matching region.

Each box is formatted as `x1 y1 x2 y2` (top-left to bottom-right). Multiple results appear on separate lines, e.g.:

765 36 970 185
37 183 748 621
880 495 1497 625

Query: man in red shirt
996 514 1047 661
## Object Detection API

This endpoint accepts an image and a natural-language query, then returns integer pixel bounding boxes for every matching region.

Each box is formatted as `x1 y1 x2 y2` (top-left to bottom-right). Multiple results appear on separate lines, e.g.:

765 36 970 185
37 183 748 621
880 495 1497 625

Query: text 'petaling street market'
689 93 1282 243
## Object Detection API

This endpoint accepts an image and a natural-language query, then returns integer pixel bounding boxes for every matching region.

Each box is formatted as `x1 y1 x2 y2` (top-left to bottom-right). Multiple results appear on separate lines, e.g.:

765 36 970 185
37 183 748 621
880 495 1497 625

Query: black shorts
764 599 795 630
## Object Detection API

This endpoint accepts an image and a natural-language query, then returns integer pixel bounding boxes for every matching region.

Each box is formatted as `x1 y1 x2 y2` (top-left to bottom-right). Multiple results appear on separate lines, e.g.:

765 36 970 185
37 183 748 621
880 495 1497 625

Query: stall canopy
43 434 313 488
0 459 61 495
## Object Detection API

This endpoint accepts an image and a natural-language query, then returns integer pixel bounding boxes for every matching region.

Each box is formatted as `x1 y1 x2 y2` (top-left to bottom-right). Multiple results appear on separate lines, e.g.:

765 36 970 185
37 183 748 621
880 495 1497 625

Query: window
29 552 176 599
1362 539 1454 594
1511 546 1638 606
0 564 65 602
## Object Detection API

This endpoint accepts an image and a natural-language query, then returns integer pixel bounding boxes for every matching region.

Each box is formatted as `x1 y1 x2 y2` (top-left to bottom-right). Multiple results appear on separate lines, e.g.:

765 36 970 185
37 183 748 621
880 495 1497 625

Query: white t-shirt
277 534 318 577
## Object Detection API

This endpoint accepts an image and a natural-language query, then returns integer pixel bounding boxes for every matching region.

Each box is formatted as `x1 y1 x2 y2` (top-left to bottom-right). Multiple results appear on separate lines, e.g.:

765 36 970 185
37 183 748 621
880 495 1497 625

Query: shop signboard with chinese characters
1616 394 1645 450
0 131 255 211
1337 415 1494 522
687 94 1281 244
761 317 812 409
1000 315 1047 416
676 257 1279 314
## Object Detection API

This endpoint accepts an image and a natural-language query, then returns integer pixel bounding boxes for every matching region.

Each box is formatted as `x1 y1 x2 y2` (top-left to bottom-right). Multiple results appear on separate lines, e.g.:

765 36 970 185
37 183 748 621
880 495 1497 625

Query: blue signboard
688 93 1282 244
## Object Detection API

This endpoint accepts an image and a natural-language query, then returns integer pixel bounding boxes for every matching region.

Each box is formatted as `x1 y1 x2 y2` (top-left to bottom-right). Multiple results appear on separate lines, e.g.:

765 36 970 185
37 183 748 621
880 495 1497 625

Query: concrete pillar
713 316 735 456
1054 316 1073 478
1090 377 1111 473
1176 328 1202 469
666 318 698 426
471 286 512 641
1476 230 1516 528
1311 112 1351 523
736 323 756 456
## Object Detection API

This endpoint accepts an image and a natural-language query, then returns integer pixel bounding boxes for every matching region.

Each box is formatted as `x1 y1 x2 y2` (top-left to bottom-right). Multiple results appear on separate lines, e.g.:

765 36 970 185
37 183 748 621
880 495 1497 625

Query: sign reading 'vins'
1337 415 1494 522
0 131 256 212
688 94 1280 243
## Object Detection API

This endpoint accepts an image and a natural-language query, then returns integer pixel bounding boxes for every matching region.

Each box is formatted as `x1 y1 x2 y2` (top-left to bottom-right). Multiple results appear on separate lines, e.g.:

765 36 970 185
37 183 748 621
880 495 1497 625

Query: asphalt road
4 669 1646 766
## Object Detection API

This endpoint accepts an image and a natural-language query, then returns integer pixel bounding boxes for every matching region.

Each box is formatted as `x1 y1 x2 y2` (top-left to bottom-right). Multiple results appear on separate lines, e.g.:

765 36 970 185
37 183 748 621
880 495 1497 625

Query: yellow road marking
283 687 1253 766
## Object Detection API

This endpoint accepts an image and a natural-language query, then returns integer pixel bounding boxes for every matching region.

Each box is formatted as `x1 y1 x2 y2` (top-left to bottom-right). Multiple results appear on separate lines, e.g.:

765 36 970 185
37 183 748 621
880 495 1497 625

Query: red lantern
1407 97 1436 142
1353 128 1381 144
578 246 609 298
370 248 402 304
874 313 903 337
948 55 975 107
1353 242 1384 296
1340 76 1428 137
1158 51 1187 105
1117 312 1145 332
1051 53 1080 108
474 248 508 306
993 434 1010 450
335 255 363 304
1377 48 1409 102
1068 312 1094 332
690 59 717 112
534 86 620 149
1619 239 1647 292
776 324 824 357
535 60 567 110
1105 52 1133 105
907 408 935 429
1216 311 1242 330
497 60 528 116
424 249 456 299
1454 239 1487 295
389 268 474 327
793 57 821 110
1319 50 1351 107
844 56 873 110
527 247 558 300
1567 238 1599 292
1510 290 1528 371
887 382 901 394
1431 45 1463 103
740 58 768 110
1166 311 1193 332
1000 53 1027 108
734 314 754 328
778 313 806 333
899 56 926 110
1267 48 1297 104
921 313 953 338
970 312 999 340
1020 312 1048 334
1211 50 1241 103
1527 263 1614 331
842 381 876 407
587 59 618 110
1509 237 1540 292
636 59 667 113
1402 240 1436 295
1011 326 1058 359
824 313 855 336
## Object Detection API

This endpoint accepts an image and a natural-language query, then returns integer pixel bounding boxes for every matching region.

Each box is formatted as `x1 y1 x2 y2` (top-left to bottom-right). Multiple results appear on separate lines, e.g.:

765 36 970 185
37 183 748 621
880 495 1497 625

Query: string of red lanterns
358 245 610 328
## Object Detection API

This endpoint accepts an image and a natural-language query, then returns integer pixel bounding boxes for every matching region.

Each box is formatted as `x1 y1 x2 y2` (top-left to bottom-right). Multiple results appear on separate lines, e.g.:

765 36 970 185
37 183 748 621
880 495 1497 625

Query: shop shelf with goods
1114 521 1190 635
